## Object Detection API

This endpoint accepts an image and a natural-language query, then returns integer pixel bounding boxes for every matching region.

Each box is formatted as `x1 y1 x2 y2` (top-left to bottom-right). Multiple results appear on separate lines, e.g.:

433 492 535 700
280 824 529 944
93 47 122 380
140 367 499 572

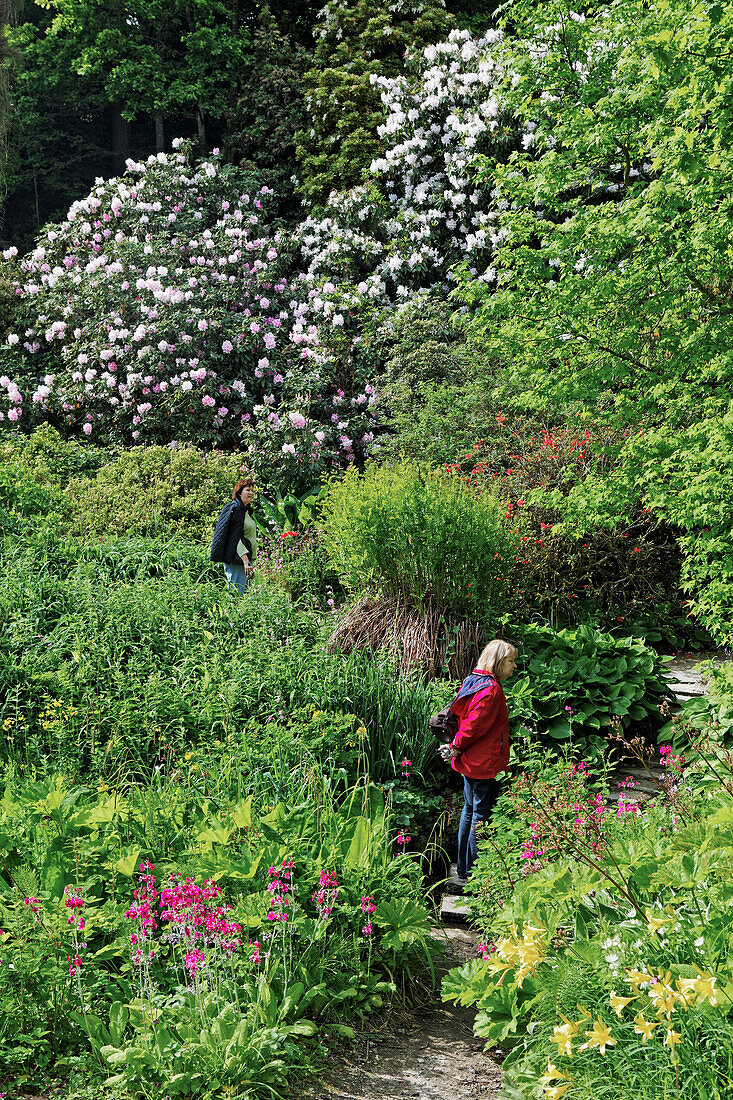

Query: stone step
614 766 665 781
440 894 471 924
670 687 706 700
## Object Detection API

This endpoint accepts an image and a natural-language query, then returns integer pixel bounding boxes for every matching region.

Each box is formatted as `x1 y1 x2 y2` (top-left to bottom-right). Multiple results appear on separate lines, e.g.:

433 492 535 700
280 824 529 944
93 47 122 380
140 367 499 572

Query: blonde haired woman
447 639 518 882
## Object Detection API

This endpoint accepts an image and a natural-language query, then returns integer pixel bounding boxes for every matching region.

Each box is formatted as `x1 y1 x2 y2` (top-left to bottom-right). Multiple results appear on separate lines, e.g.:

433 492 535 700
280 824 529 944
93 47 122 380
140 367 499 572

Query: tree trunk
229 0 240 112
196 103 206 152
111 103 130 175
154 111 164 153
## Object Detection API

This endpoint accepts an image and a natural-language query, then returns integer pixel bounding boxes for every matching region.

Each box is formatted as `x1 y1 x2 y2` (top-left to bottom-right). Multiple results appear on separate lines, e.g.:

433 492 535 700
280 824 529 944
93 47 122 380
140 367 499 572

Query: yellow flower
634 1012 657 1043
676 977 698 1007
609 990 636 1017
184 751 193 760
539 1060 568 1084
542 1084 572 1100
493 924 548 987
692 970 719 1007
664 1028 682 1052
647 977 680 1019
625 967 651 990
551 1020 577 1058
356 726 367 736
580 1018 616 1055
646 910 670 936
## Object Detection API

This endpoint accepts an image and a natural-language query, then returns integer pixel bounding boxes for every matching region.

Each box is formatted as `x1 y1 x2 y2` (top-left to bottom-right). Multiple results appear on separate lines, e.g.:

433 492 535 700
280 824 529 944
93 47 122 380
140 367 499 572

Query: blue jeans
224 562 251 595
457 775 500 878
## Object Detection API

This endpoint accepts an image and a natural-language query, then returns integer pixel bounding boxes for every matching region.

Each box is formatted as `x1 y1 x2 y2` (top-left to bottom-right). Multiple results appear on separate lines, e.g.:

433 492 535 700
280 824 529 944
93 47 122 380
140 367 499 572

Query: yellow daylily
676 977 699 1007
542 1085 572 1100
692 970 719 1007
581 1018 616 1055
665 1028 683 1051
485 957 513 981
609 990 636 1017
551 1019 578 1057
645 910 670 936
492 924 548 988
539 1060 566 1084
625 968 651 990
647 980 680 1019
634 1012 657 1043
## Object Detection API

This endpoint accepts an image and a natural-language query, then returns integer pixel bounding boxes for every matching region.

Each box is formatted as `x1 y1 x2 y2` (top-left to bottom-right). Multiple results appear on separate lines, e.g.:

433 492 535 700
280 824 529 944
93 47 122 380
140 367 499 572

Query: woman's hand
439 743 461 762
242 558 254 577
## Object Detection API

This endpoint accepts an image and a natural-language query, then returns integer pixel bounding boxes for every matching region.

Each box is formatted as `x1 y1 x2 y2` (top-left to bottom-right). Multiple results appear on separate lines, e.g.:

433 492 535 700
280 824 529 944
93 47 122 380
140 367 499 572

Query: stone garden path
302 926 503 1100
607 651 719 805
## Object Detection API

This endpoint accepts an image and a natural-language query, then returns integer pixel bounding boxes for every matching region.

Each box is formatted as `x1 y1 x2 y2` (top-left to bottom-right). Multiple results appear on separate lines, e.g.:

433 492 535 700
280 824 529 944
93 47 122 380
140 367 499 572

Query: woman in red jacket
449 639 518 881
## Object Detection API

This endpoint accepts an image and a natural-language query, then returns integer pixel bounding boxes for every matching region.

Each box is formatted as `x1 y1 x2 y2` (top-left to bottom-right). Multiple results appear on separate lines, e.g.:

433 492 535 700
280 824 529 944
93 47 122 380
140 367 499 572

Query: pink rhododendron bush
0 143 378 489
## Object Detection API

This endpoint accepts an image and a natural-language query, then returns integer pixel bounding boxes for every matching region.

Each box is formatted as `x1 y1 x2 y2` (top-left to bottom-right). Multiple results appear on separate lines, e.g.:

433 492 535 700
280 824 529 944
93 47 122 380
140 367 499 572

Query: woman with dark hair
210 477 258 594
444 639 518 882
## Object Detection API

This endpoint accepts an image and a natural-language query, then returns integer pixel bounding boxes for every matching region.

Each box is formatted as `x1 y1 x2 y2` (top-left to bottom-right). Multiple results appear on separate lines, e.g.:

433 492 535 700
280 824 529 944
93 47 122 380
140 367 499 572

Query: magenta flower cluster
123 862 242 985
311 869 339 920
267 858 295 923
64 886 86 977
124 859 158 967
360 895 377 937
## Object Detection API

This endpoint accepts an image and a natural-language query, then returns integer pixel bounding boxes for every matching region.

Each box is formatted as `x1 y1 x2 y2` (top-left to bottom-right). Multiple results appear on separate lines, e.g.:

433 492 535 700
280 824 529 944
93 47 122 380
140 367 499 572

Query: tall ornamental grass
319 460 514 617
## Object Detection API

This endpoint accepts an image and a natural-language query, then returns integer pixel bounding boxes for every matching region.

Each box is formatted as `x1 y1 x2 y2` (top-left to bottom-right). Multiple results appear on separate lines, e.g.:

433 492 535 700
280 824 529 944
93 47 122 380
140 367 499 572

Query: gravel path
302 927 503 1100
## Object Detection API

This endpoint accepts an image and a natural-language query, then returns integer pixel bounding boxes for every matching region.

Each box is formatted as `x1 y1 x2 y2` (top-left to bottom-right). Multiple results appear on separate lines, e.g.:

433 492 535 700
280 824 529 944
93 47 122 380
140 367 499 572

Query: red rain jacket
450 669 510 780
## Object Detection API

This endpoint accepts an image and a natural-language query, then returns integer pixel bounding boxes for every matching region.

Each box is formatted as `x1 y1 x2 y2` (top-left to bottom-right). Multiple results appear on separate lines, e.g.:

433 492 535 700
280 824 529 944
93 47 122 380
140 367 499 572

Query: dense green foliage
0 530 446 782
225 9 309 214
505 623 668 752
3 0 733 1091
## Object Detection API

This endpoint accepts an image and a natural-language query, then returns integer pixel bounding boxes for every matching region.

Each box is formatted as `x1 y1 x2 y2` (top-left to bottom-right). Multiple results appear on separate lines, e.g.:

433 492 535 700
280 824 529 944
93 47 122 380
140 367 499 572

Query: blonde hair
476 638 518 676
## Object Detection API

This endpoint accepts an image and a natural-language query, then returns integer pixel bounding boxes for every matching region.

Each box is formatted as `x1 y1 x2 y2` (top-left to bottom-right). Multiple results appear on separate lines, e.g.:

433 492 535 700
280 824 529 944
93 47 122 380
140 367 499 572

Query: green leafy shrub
505 623 669 752
62 444 243 541
454 419 695 642
0 462 61 535
319 461 514 617
0 424 111 488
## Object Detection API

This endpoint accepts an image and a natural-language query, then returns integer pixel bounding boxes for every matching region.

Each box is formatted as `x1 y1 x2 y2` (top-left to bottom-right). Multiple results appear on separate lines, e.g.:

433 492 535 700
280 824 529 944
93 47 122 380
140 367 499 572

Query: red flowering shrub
446 417 691 638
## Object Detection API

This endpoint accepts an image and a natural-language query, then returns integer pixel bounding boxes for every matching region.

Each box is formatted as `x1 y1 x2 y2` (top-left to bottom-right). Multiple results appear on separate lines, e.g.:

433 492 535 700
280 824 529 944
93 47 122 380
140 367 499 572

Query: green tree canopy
455 0 733 642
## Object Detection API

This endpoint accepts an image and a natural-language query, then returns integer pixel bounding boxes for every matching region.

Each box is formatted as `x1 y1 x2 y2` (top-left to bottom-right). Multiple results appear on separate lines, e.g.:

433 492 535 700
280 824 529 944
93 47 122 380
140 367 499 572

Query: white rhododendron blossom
0 143 377 488
297 28 513 304
287 28 517 434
